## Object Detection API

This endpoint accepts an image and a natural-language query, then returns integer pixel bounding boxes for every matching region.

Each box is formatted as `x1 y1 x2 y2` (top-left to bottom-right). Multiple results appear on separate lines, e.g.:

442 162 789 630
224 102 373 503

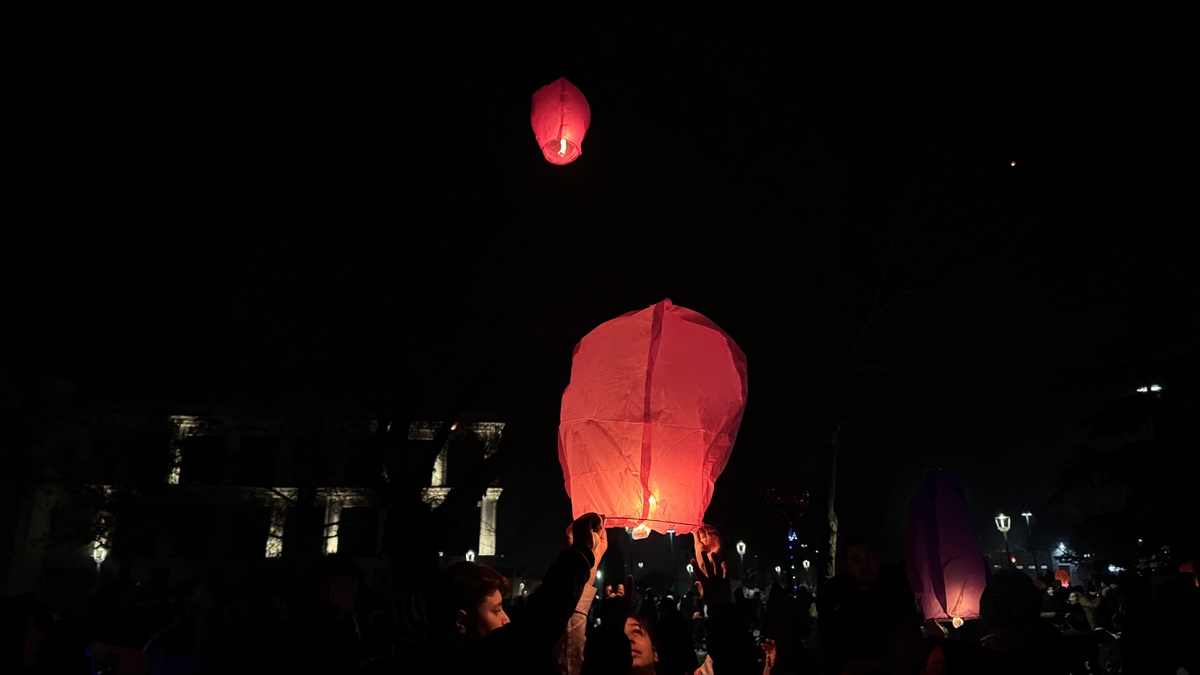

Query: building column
478 487 503 556
324 498 342 555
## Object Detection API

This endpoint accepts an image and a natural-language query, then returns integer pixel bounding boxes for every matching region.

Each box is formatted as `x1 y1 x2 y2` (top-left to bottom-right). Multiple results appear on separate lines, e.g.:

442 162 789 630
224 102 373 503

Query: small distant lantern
531 78 591 165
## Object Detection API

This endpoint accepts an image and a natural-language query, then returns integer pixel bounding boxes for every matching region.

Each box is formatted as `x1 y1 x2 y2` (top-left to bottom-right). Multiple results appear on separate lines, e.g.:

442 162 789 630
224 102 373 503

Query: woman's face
624 618 658 669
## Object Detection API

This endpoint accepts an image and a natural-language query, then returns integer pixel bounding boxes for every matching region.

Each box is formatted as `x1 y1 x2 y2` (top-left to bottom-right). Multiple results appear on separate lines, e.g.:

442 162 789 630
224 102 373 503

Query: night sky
8 6 1196 575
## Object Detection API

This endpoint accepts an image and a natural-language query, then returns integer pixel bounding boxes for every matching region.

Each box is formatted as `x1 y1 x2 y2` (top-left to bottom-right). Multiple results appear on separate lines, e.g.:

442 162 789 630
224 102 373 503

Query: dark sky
8 6 1196 573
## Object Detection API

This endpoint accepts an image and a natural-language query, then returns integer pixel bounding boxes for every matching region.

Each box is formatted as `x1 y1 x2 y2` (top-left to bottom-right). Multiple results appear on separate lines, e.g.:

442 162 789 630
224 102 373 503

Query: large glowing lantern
904 469 990 622
1054 569 1071 588
558 299 747 539
531 77 591 165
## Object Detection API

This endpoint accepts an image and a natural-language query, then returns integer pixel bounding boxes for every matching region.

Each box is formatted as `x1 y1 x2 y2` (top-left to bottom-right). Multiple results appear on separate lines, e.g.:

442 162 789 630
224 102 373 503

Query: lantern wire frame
604 516 703 539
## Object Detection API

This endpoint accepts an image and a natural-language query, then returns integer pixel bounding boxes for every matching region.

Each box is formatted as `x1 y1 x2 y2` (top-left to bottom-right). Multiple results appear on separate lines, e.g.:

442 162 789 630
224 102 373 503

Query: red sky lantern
558 299 747 539
905 469 991 623
531 77 591 165
1054 569 1071 588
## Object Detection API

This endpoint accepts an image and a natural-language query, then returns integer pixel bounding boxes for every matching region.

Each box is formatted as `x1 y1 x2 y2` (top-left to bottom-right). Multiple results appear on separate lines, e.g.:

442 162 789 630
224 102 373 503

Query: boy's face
624 618 658 669
458 589 510 638
846 543 881 586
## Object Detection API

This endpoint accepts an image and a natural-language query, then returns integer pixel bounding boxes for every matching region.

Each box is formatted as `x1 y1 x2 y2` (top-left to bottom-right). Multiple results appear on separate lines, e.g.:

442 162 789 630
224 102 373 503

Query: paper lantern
1181 561 1198 588
558 299 747 538
1054 569 1070 587
531 77 591 165
904 469 990 622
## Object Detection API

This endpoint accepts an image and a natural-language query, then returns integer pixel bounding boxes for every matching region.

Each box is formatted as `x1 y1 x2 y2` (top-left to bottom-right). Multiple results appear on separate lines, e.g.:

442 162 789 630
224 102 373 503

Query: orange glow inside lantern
531 77 591 165
558 299 748 537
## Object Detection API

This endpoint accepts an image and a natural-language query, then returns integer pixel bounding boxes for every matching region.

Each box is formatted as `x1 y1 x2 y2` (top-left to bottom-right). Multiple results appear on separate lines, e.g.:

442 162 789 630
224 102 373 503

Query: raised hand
758 638 779 675
695 525 723 561
571 513 608 562
600 575 635 626
692 526 732 607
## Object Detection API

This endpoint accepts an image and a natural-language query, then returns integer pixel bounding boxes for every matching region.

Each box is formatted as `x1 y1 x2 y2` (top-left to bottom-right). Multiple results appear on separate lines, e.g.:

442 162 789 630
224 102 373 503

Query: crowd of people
1 513 1197 674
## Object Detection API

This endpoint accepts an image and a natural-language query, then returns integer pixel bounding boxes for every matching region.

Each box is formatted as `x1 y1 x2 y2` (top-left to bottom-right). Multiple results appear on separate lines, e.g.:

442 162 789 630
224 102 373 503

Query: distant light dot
1010 161 1016 167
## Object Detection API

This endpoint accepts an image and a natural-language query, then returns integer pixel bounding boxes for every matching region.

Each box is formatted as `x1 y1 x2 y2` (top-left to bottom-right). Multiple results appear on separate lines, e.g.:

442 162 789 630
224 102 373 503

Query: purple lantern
904 469 991 622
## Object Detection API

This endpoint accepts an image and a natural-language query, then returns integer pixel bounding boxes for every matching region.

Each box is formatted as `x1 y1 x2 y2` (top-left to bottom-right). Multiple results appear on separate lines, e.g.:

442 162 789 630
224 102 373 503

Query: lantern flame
952 617 964 629
558 138 567 157
631 523 652 540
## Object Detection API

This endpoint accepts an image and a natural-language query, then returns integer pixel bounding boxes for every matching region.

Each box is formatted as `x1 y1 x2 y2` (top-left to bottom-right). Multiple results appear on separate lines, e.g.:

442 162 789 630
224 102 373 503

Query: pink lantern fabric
904 469 990 621
531 78 591 165
558 299 747 537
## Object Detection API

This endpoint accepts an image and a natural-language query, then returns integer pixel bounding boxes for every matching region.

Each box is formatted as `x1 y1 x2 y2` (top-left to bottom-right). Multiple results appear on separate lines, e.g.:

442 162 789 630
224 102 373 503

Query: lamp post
92 543 108 591
466 549 476 562
995 513 1012 566
628 526 638 571
1021 511 1038 576
736 541 746 582
668 529 677 595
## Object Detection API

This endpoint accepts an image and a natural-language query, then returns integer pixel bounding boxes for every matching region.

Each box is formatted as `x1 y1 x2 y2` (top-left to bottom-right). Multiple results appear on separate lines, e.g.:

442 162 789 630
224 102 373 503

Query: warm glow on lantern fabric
558 299 747 536
531 78 591 165
1054 569 1070 587
905 470 990 621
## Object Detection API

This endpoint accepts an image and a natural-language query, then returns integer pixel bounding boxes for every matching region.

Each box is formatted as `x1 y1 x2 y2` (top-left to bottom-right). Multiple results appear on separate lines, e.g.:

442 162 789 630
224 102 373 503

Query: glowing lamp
905 470 989 622
531 77 591 165
559 299 747 538
92 544 109 565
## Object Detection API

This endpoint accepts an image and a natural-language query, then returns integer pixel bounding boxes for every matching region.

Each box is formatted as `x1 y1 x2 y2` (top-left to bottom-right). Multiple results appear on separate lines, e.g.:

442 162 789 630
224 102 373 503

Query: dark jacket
445 548 594 674
816 565 923 675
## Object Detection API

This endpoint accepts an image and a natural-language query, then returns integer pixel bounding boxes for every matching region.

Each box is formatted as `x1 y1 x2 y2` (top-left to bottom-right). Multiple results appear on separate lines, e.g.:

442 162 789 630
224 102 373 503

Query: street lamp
736 541 746 581
92 542 108 591
1021 511 1038 575
466 550 476 562
995 514 1012 565
667 529 678 595
638 562 644 569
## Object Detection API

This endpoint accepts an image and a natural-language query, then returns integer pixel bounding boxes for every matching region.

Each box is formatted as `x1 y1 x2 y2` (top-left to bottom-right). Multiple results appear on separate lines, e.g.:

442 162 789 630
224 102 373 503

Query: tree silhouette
1047 293 1200 571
